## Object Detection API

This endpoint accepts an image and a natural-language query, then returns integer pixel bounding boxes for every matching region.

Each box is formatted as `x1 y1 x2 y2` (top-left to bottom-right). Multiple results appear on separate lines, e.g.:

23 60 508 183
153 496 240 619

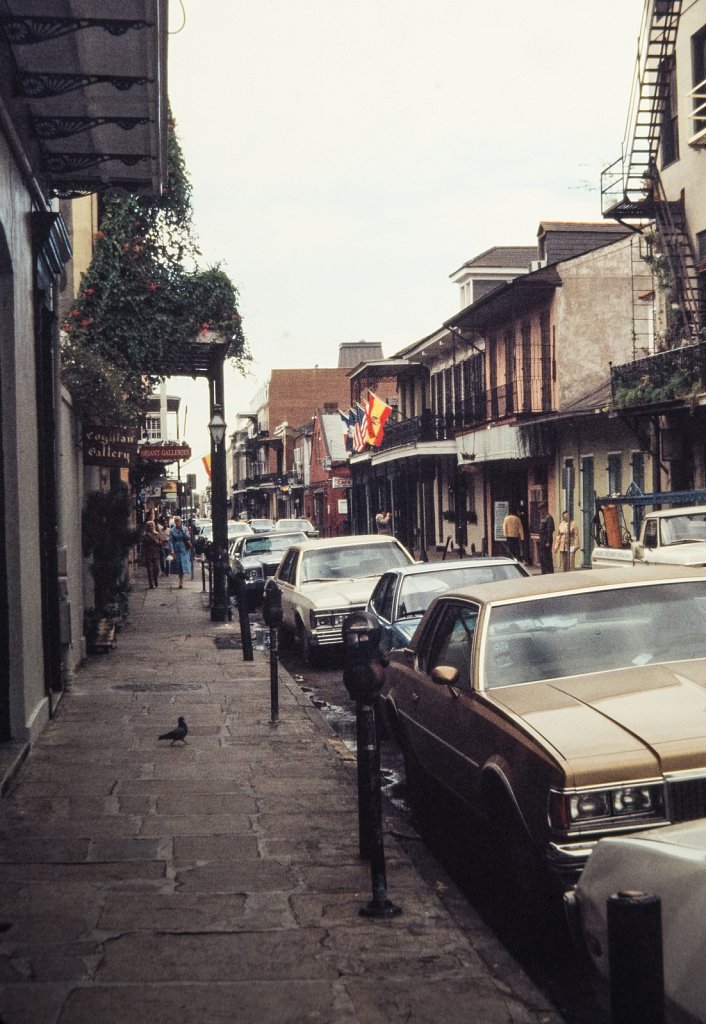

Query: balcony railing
611 342 706 408
379 413 454 450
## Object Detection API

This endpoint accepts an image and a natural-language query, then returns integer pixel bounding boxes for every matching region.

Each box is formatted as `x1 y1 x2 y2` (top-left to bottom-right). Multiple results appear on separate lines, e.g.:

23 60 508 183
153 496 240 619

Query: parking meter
342 612 382 704
262 579 283 629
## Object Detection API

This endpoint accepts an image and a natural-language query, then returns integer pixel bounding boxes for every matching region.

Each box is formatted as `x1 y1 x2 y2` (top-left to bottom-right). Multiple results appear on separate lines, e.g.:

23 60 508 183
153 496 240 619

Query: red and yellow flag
201 453 212 479
365 391 392 446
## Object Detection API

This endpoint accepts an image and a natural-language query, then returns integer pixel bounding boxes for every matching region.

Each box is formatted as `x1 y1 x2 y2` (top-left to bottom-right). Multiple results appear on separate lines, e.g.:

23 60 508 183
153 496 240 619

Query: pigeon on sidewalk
158 716 188 745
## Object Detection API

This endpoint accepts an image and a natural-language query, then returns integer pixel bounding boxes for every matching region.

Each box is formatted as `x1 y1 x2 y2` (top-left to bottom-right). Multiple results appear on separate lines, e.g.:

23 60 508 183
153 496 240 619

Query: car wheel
490 789 549 905
277 623 295 651
297 620 321 668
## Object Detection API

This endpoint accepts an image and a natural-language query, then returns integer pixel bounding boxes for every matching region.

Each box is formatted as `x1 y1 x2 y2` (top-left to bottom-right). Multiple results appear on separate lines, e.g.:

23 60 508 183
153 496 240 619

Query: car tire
297 620 321 668
277 623 295 651
490 788 549 905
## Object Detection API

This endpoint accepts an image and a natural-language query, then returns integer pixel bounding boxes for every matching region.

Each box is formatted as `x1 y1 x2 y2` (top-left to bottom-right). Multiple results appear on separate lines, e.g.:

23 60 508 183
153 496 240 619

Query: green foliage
61 116 247 423
613 368 698 409
83 486 139 614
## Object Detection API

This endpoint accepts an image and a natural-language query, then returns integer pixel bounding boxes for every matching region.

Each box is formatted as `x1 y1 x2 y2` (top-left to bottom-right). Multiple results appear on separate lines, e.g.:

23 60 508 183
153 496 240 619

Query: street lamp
208 403 229 621
208 405 226 448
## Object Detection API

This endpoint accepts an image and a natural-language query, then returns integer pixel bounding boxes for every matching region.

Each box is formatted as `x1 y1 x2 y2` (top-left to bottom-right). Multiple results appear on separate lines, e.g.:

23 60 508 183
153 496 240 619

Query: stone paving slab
0 577 564 1024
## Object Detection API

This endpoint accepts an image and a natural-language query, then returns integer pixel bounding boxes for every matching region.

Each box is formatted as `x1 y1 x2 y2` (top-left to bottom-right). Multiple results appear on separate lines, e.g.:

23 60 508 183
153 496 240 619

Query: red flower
92 231 105 241
81 319 92 328
147 283 159 291
122 243 130 251
68 308 80 317
84 287 95 297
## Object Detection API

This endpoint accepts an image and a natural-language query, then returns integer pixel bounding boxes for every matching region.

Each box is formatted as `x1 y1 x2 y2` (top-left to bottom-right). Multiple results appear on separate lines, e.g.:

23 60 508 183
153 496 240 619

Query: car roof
283 533 410 552
647 504 706 519
434 564 706 607
240 530 306 542
378 557 523 579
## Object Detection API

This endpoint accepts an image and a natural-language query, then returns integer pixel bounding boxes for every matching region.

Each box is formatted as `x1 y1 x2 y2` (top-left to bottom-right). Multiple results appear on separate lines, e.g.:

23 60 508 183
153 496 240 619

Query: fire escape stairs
602 1 703 341
601 0 681 218
651 171 704 339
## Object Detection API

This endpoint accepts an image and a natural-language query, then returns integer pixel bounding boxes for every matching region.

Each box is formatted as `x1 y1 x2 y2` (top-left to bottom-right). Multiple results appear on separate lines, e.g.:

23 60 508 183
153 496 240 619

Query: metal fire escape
601 0 703 344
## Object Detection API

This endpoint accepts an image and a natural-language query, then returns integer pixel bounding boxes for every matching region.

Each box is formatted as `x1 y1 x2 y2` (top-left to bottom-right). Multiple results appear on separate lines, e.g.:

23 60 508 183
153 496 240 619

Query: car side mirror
430 665 459 687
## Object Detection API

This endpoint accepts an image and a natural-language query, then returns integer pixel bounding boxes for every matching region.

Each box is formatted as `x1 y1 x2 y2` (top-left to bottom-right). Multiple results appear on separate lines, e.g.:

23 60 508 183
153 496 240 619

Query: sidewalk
0 571 564 1024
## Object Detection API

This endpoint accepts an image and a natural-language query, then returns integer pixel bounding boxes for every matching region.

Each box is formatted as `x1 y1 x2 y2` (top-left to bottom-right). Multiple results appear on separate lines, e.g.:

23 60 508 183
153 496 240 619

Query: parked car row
217 525 706 1023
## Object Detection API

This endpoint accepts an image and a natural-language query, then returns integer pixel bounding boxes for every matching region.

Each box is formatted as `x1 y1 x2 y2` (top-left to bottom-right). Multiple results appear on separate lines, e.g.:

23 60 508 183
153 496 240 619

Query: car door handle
411 692 420 703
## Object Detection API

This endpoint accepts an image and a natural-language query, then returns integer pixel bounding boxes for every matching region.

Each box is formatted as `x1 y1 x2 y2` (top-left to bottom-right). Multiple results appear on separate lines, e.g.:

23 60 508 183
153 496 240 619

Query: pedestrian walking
502 508 524 560
157 515 170 576
538 501 555 574
169 515 192 589
554 510 579 571
141 520 163 589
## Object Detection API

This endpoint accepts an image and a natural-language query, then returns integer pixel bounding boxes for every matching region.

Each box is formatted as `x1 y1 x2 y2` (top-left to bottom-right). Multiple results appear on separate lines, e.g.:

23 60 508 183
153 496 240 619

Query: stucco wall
57 385 86 676
553 235 644 409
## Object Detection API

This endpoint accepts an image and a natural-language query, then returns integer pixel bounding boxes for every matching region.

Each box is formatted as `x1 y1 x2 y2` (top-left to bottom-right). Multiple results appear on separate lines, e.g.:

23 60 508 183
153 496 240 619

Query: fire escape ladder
651 169 703 339
601 0 681 217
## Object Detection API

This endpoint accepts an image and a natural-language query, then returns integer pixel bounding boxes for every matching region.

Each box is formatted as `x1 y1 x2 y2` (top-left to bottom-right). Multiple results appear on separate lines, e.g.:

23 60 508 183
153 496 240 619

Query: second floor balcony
611 342 706 409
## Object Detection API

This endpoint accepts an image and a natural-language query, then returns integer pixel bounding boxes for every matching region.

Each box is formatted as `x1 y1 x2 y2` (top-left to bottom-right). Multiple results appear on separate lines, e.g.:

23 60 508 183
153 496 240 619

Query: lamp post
208 403 229 621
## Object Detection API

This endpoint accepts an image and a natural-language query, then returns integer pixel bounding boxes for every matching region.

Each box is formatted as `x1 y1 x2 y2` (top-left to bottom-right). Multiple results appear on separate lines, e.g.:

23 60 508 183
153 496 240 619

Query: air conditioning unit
322 457 331 470
529 259 547 272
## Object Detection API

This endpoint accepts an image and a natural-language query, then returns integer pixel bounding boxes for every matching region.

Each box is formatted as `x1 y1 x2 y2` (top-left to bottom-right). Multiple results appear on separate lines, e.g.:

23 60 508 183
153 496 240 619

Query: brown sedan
382 566 706 890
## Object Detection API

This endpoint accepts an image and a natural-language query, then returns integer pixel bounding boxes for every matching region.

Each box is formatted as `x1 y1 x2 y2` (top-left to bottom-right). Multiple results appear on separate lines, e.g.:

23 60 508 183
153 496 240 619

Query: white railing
688 76 706 146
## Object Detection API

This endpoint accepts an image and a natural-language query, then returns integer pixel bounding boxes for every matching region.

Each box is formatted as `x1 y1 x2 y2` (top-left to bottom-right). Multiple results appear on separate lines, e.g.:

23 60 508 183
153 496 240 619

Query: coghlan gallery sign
82 425 139 468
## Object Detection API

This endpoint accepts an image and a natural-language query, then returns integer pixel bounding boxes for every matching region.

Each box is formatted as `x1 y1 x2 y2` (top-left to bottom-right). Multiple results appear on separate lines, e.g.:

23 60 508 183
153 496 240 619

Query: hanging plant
61 114 248 423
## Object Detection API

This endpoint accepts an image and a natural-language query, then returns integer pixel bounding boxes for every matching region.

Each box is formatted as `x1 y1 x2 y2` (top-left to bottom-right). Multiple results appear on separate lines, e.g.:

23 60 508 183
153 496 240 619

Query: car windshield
482 579 706 689
660 512 706 546
243 534 304 556
300 542 410 582
228 523 250 536
278 519 311 531
397 563 526 619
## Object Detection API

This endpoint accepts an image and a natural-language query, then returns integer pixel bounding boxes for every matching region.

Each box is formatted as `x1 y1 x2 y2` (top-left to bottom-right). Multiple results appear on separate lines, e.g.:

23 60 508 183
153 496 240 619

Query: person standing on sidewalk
502 508 524 560
375 509 392 534
554 510 579 571
169 515 192 589
142 520 163 589
538 501 555 574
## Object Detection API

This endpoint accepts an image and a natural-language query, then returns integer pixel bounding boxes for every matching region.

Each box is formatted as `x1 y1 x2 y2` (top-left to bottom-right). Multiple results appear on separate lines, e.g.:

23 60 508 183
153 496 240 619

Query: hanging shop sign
83 425 139 468
138 443 192 462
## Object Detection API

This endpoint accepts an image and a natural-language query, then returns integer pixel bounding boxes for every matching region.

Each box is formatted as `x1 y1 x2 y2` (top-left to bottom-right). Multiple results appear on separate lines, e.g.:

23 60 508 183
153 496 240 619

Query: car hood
489 660 706 784
242 554 284 570
643 542 706 566
302 577 378 609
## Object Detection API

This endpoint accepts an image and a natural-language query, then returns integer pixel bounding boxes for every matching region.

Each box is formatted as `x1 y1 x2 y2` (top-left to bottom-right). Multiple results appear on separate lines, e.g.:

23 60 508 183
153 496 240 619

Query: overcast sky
165 0 645 488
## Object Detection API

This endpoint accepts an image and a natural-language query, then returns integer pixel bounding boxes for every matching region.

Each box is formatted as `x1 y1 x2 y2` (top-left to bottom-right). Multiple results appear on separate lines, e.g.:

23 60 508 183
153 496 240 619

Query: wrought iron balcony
611 342 706 409
379 412 456 450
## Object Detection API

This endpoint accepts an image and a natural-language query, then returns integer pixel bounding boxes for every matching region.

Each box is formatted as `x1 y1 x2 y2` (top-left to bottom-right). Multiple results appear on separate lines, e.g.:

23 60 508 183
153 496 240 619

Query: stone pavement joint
0 575 565 1024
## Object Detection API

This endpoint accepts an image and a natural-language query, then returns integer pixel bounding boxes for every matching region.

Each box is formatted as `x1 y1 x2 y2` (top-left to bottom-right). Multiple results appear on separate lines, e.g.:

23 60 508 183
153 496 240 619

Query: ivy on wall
61 116 248 424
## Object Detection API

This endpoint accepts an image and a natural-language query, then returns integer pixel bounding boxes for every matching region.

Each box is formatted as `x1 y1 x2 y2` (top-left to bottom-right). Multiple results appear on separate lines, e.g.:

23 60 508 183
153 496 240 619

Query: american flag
353 402 369 452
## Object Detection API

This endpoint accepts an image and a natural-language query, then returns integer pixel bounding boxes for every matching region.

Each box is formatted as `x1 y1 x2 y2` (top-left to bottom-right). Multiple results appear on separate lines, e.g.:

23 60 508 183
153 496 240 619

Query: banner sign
138 443 192 462
83 425 139 468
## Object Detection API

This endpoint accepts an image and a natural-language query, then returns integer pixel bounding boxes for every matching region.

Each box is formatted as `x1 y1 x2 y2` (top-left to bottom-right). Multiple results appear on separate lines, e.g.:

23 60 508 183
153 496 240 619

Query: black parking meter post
201 558 206 593
207 556 213 605
232 570 253 662
342 613 401 919
262 581 283 723
608 890 664 1024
